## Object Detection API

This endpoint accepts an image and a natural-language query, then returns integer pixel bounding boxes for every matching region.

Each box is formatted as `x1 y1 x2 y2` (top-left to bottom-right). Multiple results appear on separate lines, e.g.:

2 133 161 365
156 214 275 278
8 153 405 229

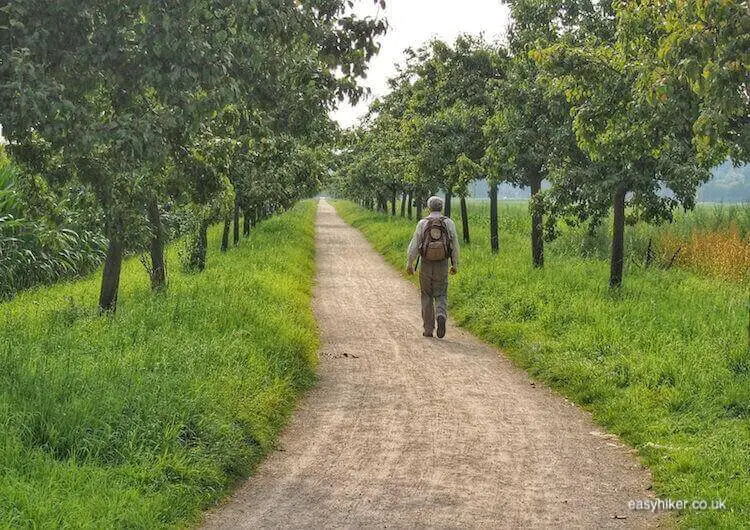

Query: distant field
459 198 749 283
334 199 749 529
0 201 319 528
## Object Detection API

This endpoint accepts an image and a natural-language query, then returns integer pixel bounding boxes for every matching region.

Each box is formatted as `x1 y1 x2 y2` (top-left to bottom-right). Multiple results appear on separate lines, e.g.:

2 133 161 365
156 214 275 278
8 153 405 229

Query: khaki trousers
419 259 449 334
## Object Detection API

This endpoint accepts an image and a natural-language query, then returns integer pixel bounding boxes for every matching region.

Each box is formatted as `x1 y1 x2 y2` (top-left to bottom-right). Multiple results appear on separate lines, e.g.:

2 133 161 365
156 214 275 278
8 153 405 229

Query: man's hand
450 266 457 275
407 265 415 275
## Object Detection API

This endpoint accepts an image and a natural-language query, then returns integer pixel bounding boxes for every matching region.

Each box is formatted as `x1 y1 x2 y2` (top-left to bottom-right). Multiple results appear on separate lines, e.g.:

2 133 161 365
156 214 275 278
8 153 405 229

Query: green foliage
0 0 386 309
616 0 750 164
0 201 319 528
0 161 108 299
335 199 749 529
533 2 712 221
335 36 505 205
0 215 107 300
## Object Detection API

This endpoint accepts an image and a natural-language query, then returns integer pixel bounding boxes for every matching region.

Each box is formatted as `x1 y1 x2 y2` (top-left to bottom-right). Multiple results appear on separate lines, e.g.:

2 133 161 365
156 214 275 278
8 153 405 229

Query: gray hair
427 195 444 212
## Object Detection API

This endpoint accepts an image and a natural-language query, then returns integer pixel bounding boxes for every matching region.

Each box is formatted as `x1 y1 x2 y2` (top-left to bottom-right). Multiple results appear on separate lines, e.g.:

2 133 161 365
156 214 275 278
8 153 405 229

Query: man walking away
406 195 459 338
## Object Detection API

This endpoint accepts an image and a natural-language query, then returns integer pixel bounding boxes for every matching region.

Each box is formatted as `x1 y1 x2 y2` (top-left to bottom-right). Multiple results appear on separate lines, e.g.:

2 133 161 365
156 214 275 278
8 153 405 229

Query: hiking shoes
436 316 446 338
423 331 433 337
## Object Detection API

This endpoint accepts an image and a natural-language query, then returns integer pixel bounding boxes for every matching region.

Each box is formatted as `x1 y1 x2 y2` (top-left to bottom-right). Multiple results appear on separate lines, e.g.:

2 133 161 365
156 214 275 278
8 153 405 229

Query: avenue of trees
0 0 386 310
334 0 748 287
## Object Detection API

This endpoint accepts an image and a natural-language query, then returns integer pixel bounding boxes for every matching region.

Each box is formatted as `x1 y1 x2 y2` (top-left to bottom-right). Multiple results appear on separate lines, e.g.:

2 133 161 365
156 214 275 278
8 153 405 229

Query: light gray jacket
407 212 460 270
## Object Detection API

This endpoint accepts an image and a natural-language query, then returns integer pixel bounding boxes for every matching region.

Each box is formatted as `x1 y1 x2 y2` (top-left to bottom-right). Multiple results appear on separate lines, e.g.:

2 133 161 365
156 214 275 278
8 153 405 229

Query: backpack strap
439 216 452 254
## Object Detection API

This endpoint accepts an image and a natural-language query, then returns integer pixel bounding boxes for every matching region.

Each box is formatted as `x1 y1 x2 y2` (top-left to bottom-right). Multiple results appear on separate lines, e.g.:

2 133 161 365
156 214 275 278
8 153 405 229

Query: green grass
0 201 319 528
454 198 750 263
334 199 749 529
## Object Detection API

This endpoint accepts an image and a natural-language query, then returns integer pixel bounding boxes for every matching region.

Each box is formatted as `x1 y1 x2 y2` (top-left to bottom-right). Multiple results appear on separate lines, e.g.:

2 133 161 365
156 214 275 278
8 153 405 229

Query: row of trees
334 0 748 287
0 0 387 310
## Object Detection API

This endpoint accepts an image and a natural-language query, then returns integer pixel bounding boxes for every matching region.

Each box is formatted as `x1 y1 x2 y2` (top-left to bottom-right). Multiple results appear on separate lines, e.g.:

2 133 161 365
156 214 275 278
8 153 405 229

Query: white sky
331 0 511 129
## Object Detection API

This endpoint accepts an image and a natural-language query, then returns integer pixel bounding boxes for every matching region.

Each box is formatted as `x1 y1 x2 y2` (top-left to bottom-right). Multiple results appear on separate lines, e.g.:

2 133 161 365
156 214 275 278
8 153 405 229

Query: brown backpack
419 216 452 261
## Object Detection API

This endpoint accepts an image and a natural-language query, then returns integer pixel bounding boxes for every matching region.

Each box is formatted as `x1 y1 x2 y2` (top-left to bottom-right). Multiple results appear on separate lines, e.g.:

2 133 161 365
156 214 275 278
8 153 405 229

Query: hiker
406 195 459 338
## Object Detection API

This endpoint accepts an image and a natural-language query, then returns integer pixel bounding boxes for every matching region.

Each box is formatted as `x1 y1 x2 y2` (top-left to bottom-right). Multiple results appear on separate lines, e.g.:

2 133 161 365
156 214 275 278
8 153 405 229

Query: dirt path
202 199 660 528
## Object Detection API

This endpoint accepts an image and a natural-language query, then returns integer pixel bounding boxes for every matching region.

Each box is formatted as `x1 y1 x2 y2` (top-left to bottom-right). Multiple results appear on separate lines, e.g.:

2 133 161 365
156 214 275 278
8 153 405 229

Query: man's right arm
407 220 424 270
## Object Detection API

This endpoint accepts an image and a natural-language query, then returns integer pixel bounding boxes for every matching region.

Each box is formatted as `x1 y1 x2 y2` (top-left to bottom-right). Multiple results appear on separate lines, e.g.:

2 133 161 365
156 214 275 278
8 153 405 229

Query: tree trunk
147 198 167 290
489 182 499 254
460 195 470 244
197 219 209 271
243 209 251 237
416 196 423 219
407 192 413 219
99 235 123 313
391 193 397 216
400 192 407 217
610 185 626 288
233 201 240 245
444 192 452 217
221 216 230 252
530 176 544 268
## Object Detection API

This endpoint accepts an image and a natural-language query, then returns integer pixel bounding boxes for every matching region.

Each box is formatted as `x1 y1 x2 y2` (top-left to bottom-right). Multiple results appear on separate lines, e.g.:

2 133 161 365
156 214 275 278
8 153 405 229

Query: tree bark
460 195 470 244
400 192 407 217
391 193 396 216
99 235 123 313
146 198 167 290
407 192 413 219
530 176 544 268
610 185 627 288
221 216 230 252
233 201 240 245
196 219 209 271
489 182 499 254
444 192 452 218
243 208 251 237
416 196 423 219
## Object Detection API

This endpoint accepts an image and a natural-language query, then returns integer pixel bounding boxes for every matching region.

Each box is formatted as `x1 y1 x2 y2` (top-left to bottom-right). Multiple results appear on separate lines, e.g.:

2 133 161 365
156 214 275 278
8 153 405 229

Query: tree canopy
0 0 387 309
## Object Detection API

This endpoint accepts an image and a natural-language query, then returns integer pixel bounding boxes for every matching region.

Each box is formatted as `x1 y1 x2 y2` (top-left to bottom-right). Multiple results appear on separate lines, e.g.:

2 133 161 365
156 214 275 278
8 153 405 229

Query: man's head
427 195 444 212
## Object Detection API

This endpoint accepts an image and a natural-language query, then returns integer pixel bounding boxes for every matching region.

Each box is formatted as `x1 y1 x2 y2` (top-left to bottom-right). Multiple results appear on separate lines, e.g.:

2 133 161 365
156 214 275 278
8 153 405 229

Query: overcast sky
331 0 511 129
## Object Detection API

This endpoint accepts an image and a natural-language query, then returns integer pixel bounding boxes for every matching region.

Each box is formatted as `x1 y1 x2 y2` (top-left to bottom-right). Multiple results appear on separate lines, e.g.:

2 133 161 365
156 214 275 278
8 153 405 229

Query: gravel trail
202 199 660 529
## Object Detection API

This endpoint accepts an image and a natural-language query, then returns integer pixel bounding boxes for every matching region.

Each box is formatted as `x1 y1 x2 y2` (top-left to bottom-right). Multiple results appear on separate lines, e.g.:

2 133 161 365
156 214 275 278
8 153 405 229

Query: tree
536 0 711 287
401 37 504 245
0 0 387 309
616 0 749 165
483 0 586 266
337 36 505 248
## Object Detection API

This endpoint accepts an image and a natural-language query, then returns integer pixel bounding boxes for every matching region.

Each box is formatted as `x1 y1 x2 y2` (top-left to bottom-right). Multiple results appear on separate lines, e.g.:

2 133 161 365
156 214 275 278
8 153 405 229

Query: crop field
460 199 750 282
334 199 749 528
0 201 318 528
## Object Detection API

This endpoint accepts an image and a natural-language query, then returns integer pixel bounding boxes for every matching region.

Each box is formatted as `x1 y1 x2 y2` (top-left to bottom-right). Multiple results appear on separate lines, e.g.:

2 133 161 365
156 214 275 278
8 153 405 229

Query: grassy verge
333 199 748 529
0 201 319 528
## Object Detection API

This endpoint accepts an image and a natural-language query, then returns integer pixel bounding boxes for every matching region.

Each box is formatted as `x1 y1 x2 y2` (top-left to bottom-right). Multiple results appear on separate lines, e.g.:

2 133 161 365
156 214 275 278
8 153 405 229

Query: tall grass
0 163 108 299
456 199 749 283
0 201 319 528
334 199 749 529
